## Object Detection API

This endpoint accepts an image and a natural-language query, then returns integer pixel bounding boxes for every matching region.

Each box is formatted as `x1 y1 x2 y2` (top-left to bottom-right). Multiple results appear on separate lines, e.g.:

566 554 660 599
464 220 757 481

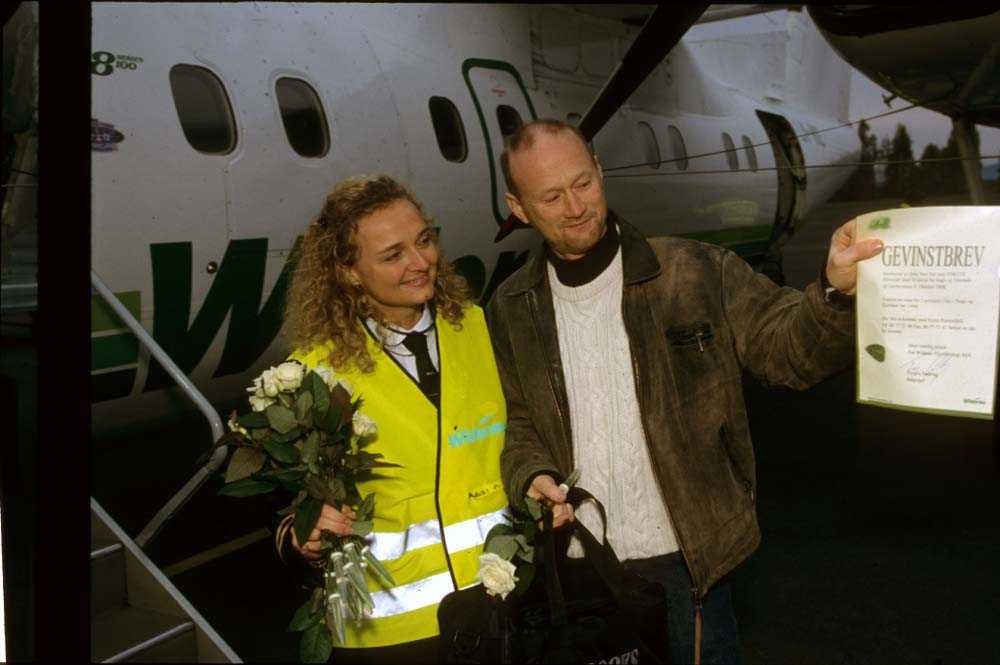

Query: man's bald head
500 118 596 197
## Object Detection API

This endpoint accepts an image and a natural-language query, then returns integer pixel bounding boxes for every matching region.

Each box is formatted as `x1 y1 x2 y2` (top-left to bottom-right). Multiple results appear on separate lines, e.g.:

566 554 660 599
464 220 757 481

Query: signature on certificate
899 354 953 382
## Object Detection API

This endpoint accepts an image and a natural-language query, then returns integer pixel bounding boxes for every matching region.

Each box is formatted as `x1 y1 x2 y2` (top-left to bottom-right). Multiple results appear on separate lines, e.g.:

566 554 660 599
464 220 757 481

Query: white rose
249 395 274 412
352 411 377 438
260 368 281 397
477 553 518 600
313 364 336 388
275 361 304 391
310 364 352 395
246 375 265 397
227 416 249 436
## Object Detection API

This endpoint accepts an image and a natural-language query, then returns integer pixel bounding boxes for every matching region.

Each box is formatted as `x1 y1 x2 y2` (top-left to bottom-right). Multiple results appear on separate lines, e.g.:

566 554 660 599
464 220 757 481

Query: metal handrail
90 270 229 548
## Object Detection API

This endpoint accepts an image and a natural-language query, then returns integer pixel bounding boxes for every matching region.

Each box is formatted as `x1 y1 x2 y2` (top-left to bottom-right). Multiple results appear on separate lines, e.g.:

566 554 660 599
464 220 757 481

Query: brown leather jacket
485 214 855 598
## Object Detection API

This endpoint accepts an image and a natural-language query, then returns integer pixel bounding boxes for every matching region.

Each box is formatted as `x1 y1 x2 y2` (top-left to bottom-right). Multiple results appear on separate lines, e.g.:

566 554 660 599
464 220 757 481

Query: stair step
91 605 196 663
91 539 126 615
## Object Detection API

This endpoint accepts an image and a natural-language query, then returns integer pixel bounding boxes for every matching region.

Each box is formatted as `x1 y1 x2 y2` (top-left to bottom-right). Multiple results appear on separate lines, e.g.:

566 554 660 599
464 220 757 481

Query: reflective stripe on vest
368 506 510 562
369 570 455 618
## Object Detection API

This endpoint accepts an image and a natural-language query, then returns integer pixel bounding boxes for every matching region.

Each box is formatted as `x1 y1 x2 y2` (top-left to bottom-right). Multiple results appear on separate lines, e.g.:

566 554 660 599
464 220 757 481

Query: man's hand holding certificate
855 207 1000 419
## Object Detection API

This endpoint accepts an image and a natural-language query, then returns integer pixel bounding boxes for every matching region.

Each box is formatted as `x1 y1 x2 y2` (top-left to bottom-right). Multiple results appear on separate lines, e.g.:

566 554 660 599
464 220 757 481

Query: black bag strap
538 487 633 626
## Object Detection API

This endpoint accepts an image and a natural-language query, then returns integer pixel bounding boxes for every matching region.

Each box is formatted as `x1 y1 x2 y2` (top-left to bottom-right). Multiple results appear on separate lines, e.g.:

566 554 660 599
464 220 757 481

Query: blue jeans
624 552 744 665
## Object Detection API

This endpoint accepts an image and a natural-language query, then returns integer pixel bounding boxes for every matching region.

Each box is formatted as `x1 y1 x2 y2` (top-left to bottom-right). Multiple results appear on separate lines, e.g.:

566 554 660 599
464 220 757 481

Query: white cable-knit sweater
548 250 680 560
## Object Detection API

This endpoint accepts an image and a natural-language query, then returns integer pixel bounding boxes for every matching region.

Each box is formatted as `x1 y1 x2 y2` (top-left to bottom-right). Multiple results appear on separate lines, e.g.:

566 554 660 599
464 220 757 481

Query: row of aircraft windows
169 63 761 174
169 64 331 157
635 123 758 173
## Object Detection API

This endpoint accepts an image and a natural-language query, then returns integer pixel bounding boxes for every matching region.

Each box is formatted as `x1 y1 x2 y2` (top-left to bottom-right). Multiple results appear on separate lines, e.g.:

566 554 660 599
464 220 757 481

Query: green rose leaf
350 519 373 536
485 534 519 560
224 447 267 483
865 344 886 362
236 410 269 429
309 372 331 415
263 439 301 464
326 476 346 504
266 404 298 434
483 523 515 551
320 403 343 433
513 534 534 563
302 430 321 468
218 478 275 497
296 391 315 427
259 467 305 492
293 496 323 549
272 426 303 444
287 598 320 632
356 493 376 522
300 622 333 664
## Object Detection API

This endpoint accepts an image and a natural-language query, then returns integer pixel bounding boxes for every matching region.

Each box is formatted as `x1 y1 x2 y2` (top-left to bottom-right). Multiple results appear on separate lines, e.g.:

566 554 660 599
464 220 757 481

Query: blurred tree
940 123 981 193
831 119 878 201
883 123 915 199
913 143 943 199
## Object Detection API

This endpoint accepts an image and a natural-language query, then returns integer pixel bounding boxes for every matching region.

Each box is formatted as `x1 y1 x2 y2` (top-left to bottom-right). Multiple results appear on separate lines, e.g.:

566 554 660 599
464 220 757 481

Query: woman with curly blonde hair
280 175 509 664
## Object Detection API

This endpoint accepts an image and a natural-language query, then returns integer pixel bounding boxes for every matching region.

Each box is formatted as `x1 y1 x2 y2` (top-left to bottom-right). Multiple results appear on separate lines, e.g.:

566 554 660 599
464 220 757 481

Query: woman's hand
290 503 357 565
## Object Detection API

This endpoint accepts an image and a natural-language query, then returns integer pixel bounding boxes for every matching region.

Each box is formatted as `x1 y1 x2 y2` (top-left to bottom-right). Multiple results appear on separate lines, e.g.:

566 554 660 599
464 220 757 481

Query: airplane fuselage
91 4 858 431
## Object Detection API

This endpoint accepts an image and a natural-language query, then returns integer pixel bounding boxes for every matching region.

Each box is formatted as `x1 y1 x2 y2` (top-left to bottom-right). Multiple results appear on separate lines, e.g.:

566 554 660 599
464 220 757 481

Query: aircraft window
169 64 236 155
722 132 739 170
667 125 688 171
275 77 330 158
637 121 661 169
496 105 523 138
428 96 467 163
741 135 758 172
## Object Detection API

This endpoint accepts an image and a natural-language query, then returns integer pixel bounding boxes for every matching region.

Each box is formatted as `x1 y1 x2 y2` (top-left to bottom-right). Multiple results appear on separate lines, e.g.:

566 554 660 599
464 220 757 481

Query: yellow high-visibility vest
289 305 508 648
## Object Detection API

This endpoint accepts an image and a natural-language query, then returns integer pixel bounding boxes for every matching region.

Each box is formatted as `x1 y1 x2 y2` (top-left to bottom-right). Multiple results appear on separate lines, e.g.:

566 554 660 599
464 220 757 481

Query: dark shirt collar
546 218 620 287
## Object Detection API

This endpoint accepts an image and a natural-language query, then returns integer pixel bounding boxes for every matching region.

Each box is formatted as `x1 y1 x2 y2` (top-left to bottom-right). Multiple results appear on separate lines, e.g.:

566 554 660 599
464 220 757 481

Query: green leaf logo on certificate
855 206 1000 419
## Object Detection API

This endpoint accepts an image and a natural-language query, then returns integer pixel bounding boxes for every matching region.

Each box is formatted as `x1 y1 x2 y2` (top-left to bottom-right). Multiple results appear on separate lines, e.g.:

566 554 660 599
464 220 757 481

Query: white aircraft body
90 4 859 432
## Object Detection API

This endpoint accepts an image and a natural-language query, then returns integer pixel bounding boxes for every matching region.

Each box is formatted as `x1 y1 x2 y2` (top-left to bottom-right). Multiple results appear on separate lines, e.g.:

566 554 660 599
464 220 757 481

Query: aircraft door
756 110 807 248
463 59 537 226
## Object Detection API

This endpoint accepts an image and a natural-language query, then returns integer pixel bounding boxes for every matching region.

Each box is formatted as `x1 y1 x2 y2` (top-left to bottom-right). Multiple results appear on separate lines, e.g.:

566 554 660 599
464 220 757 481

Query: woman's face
348 198 439 327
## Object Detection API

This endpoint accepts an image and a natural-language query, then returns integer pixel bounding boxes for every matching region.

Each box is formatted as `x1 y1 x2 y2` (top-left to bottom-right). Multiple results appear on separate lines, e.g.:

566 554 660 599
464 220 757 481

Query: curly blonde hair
284 175 470 373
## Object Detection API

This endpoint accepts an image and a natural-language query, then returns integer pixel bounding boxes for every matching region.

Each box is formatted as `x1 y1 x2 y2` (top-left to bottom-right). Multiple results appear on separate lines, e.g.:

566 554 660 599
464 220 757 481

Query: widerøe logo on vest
448 413 506 448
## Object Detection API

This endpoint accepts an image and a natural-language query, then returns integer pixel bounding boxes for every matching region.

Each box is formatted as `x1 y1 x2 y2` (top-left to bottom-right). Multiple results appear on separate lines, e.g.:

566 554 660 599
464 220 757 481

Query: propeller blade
578 4 709 140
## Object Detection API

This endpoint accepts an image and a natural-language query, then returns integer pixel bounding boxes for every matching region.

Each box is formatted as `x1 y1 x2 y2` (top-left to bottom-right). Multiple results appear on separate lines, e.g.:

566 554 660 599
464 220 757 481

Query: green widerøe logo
865 344 886 362
869 216 891 230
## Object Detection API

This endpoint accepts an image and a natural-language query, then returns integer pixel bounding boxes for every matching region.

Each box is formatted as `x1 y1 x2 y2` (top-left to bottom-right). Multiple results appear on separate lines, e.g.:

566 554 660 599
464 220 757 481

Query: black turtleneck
547 218 620 287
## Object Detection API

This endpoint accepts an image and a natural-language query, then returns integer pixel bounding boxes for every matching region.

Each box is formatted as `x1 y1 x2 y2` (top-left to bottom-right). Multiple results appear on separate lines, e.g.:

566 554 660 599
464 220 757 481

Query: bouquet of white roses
210 360 398 663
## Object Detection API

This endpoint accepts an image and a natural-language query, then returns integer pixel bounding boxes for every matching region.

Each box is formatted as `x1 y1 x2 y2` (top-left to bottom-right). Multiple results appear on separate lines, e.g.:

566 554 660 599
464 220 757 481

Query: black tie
401 332 440 406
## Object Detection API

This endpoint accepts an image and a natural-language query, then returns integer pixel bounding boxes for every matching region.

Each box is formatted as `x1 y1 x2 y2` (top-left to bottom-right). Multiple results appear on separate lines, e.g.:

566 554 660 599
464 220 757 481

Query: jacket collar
503 211 662 296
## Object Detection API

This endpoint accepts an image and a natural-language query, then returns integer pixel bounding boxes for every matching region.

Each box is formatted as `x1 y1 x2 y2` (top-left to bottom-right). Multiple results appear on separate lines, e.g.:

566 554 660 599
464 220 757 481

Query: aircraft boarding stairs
91 499 240 662
0 226 37 315
90 271 241 662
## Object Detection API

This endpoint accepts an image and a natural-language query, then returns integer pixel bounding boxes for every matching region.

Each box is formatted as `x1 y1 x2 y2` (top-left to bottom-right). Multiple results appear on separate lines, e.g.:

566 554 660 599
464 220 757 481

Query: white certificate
856 206 1000 419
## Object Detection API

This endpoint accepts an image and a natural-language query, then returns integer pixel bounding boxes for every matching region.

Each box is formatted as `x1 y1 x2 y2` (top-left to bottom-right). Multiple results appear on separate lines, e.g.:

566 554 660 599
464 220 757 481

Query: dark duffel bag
438 487 670 664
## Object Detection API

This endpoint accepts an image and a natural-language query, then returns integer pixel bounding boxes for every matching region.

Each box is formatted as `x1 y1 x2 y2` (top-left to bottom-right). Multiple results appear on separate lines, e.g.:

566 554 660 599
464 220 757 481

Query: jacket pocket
664 321 721 400
719 423 755 504
665 321 713 351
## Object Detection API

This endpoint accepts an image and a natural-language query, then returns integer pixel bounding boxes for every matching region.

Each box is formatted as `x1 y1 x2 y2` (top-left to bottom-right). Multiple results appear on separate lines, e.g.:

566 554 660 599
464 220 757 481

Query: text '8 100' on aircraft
90 4 859 432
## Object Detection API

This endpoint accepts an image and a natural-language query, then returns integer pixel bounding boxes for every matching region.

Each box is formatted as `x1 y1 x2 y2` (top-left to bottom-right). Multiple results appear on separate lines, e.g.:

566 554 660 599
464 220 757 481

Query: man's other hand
527 474 575 528
825 218 885 295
